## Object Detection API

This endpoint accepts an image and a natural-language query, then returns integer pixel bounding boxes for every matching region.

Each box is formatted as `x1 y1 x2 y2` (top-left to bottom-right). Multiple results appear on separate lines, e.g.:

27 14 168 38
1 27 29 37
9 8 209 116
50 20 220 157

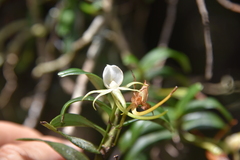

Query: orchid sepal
82 89 112 110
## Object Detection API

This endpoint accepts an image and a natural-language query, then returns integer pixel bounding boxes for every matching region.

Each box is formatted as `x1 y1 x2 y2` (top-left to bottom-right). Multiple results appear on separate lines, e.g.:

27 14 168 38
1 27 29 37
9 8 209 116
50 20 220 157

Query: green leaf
56 9 75 37
80 2 101 15
140 47 191 73
60 96 112 117
122 54 139 67
155 87 188 99
183 132 224 155
41 122 100 154
185 97 232 121
175 83 203 118
119 119 168 153
122 118 139 127
119 120 159 153
124 130 172 160
18 138 89 160
122 47 191 85
58 68 104 90
60 9 75 25
50 113 106 136
150 107 174 132
182 111 226 131
145 66 190 85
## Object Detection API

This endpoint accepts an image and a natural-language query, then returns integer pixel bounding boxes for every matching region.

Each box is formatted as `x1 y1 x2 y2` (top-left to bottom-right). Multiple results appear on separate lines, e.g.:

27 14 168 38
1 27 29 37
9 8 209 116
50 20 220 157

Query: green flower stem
101 108 121 152
97 105 116 151
98 95 121 152
113 112 128 146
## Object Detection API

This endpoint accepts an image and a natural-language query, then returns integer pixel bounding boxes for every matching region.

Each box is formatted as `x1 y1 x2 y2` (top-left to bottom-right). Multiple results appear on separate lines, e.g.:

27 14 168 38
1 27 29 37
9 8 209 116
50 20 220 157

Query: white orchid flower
83 64 142 110
83 64 176 120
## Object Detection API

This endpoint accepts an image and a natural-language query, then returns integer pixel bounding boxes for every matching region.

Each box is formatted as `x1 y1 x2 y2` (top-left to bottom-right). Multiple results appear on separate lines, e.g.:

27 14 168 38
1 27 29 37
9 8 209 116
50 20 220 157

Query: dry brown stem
196 0 213 80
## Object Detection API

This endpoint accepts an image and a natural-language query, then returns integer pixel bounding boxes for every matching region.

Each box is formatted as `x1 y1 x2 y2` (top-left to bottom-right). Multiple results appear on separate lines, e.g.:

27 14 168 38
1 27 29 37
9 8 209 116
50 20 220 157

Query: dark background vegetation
1 0 240 159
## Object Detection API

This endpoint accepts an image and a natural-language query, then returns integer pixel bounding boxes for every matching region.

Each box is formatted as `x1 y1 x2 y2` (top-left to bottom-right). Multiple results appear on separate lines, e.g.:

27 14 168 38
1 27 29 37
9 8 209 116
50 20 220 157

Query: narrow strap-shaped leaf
183 132 224 155
140 47 191 73
119 120 165 153
182 111 226 131
175 83 203 118
50 113 106 136
185 97 232 121
151 118 174 132
124 130 172 160
58 68 104 90
41 121 100 154
18 138 89 160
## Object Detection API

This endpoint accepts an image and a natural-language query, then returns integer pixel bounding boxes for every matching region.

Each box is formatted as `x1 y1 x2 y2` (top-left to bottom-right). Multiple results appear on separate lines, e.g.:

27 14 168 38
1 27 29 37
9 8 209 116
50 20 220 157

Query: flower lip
103 65 123 89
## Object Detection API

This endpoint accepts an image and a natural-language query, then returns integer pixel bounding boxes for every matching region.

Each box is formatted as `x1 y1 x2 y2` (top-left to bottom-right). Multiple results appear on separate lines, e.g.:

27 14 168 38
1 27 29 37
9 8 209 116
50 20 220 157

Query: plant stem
113 112 127 146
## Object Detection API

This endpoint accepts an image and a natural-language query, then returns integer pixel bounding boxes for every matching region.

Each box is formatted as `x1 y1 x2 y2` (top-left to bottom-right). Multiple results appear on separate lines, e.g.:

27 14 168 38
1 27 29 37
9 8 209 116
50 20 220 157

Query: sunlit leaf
56 9 75 37
60 9 75 25
122 54 139 67
18 138 89 160
58 68 104 90
80 2 101 15
122 48 191 84
182 111 226 130
183 132 224 155
41 122 100 154
50 113 106 136
155 87 188 99
140 47 191 73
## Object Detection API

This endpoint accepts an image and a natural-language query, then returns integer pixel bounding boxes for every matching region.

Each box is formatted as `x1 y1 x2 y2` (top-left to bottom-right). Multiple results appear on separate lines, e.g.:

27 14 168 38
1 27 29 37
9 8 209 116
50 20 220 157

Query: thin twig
103 0 135 69
32 15 105 77
158 0 179 47
0 54 18 109
0 29 32 109
0 20 27 50
23 0 53 128
196 0 213 80
23 74 52 128
152 0 179 87
110 17 132 58
217 0 240 13
26 0 41 22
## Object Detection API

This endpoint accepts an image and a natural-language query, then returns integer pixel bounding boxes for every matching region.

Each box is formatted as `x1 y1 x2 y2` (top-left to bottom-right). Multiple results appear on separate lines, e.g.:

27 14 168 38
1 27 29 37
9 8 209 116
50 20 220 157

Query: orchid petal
82 89 109 100
82 89 112 110
103 65 123 89
92 89 112 109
